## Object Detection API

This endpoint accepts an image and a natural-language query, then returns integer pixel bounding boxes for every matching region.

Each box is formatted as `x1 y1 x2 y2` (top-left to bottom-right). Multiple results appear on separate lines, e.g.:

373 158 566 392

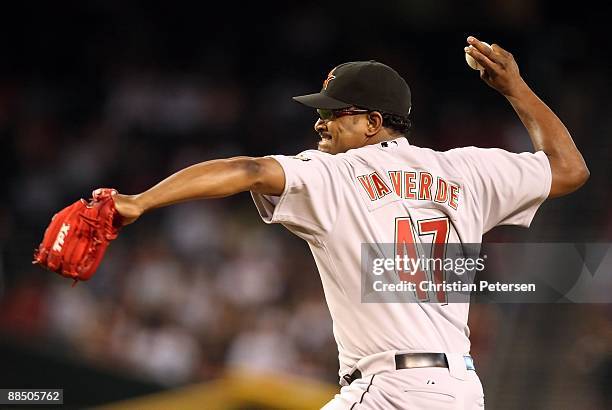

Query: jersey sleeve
449 147 551 233
250 151 343 241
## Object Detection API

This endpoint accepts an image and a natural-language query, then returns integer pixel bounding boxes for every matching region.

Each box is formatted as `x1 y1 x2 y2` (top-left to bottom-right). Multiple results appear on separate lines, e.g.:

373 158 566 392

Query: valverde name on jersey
356 170 460 210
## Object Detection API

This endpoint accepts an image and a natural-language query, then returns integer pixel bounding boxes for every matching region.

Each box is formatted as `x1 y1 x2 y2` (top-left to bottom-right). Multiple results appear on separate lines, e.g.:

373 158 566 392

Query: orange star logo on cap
322 68 336 90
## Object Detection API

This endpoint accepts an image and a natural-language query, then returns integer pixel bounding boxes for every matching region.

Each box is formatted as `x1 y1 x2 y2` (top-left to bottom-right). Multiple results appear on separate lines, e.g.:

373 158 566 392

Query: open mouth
317 134 332 151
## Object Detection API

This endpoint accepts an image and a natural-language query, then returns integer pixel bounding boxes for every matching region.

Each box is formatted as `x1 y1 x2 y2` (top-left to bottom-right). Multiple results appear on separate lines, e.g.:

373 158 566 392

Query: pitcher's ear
366 111 383 136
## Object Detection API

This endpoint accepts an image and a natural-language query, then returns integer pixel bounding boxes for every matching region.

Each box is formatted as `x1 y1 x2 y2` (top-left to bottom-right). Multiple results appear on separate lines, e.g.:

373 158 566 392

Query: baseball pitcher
35 37 588 409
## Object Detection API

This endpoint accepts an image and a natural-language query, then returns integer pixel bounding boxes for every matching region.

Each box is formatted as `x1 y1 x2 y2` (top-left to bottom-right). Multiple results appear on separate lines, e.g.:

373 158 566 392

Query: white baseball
465 42 491 70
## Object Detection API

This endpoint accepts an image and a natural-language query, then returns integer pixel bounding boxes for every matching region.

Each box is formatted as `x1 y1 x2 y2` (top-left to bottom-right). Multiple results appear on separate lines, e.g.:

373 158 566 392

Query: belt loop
464 355 475 370
445 353 468 380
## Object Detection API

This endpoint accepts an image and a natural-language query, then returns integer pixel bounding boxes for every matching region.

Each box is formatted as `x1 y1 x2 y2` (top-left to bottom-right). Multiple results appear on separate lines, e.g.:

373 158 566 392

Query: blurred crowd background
1 1 611 408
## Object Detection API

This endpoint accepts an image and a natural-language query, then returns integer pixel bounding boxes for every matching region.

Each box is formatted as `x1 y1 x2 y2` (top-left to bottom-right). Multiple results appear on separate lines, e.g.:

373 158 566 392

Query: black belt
343 353 475 385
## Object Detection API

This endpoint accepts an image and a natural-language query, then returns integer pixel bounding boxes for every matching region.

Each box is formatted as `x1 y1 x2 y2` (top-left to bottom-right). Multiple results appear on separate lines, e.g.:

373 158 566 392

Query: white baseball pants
322 362 485 409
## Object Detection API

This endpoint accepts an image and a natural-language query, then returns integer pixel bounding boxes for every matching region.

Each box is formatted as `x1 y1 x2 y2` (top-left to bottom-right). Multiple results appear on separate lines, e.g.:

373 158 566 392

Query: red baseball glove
33 188 123 282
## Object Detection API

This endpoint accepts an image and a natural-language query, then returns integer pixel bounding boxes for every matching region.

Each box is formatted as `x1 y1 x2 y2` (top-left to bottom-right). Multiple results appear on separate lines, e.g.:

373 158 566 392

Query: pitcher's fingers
465 46 498 73
467 36 492 55
467 36 505 65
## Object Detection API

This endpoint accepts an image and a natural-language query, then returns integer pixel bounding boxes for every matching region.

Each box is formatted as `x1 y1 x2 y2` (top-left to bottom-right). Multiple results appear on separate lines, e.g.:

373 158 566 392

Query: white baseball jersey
251 137 551 377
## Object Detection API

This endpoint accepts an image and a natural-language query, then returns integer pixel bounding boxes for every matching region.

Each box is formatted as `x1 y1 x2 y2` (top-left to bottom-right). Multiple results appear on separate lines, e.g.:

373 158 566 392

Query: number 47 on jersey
395 216 450 303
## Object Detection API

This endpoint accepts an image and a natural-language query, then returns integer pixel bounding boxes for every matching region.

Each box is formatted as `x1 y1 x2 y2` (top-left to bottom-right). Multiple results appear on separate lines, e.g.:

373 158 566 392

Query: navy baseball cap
293 60 411 117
